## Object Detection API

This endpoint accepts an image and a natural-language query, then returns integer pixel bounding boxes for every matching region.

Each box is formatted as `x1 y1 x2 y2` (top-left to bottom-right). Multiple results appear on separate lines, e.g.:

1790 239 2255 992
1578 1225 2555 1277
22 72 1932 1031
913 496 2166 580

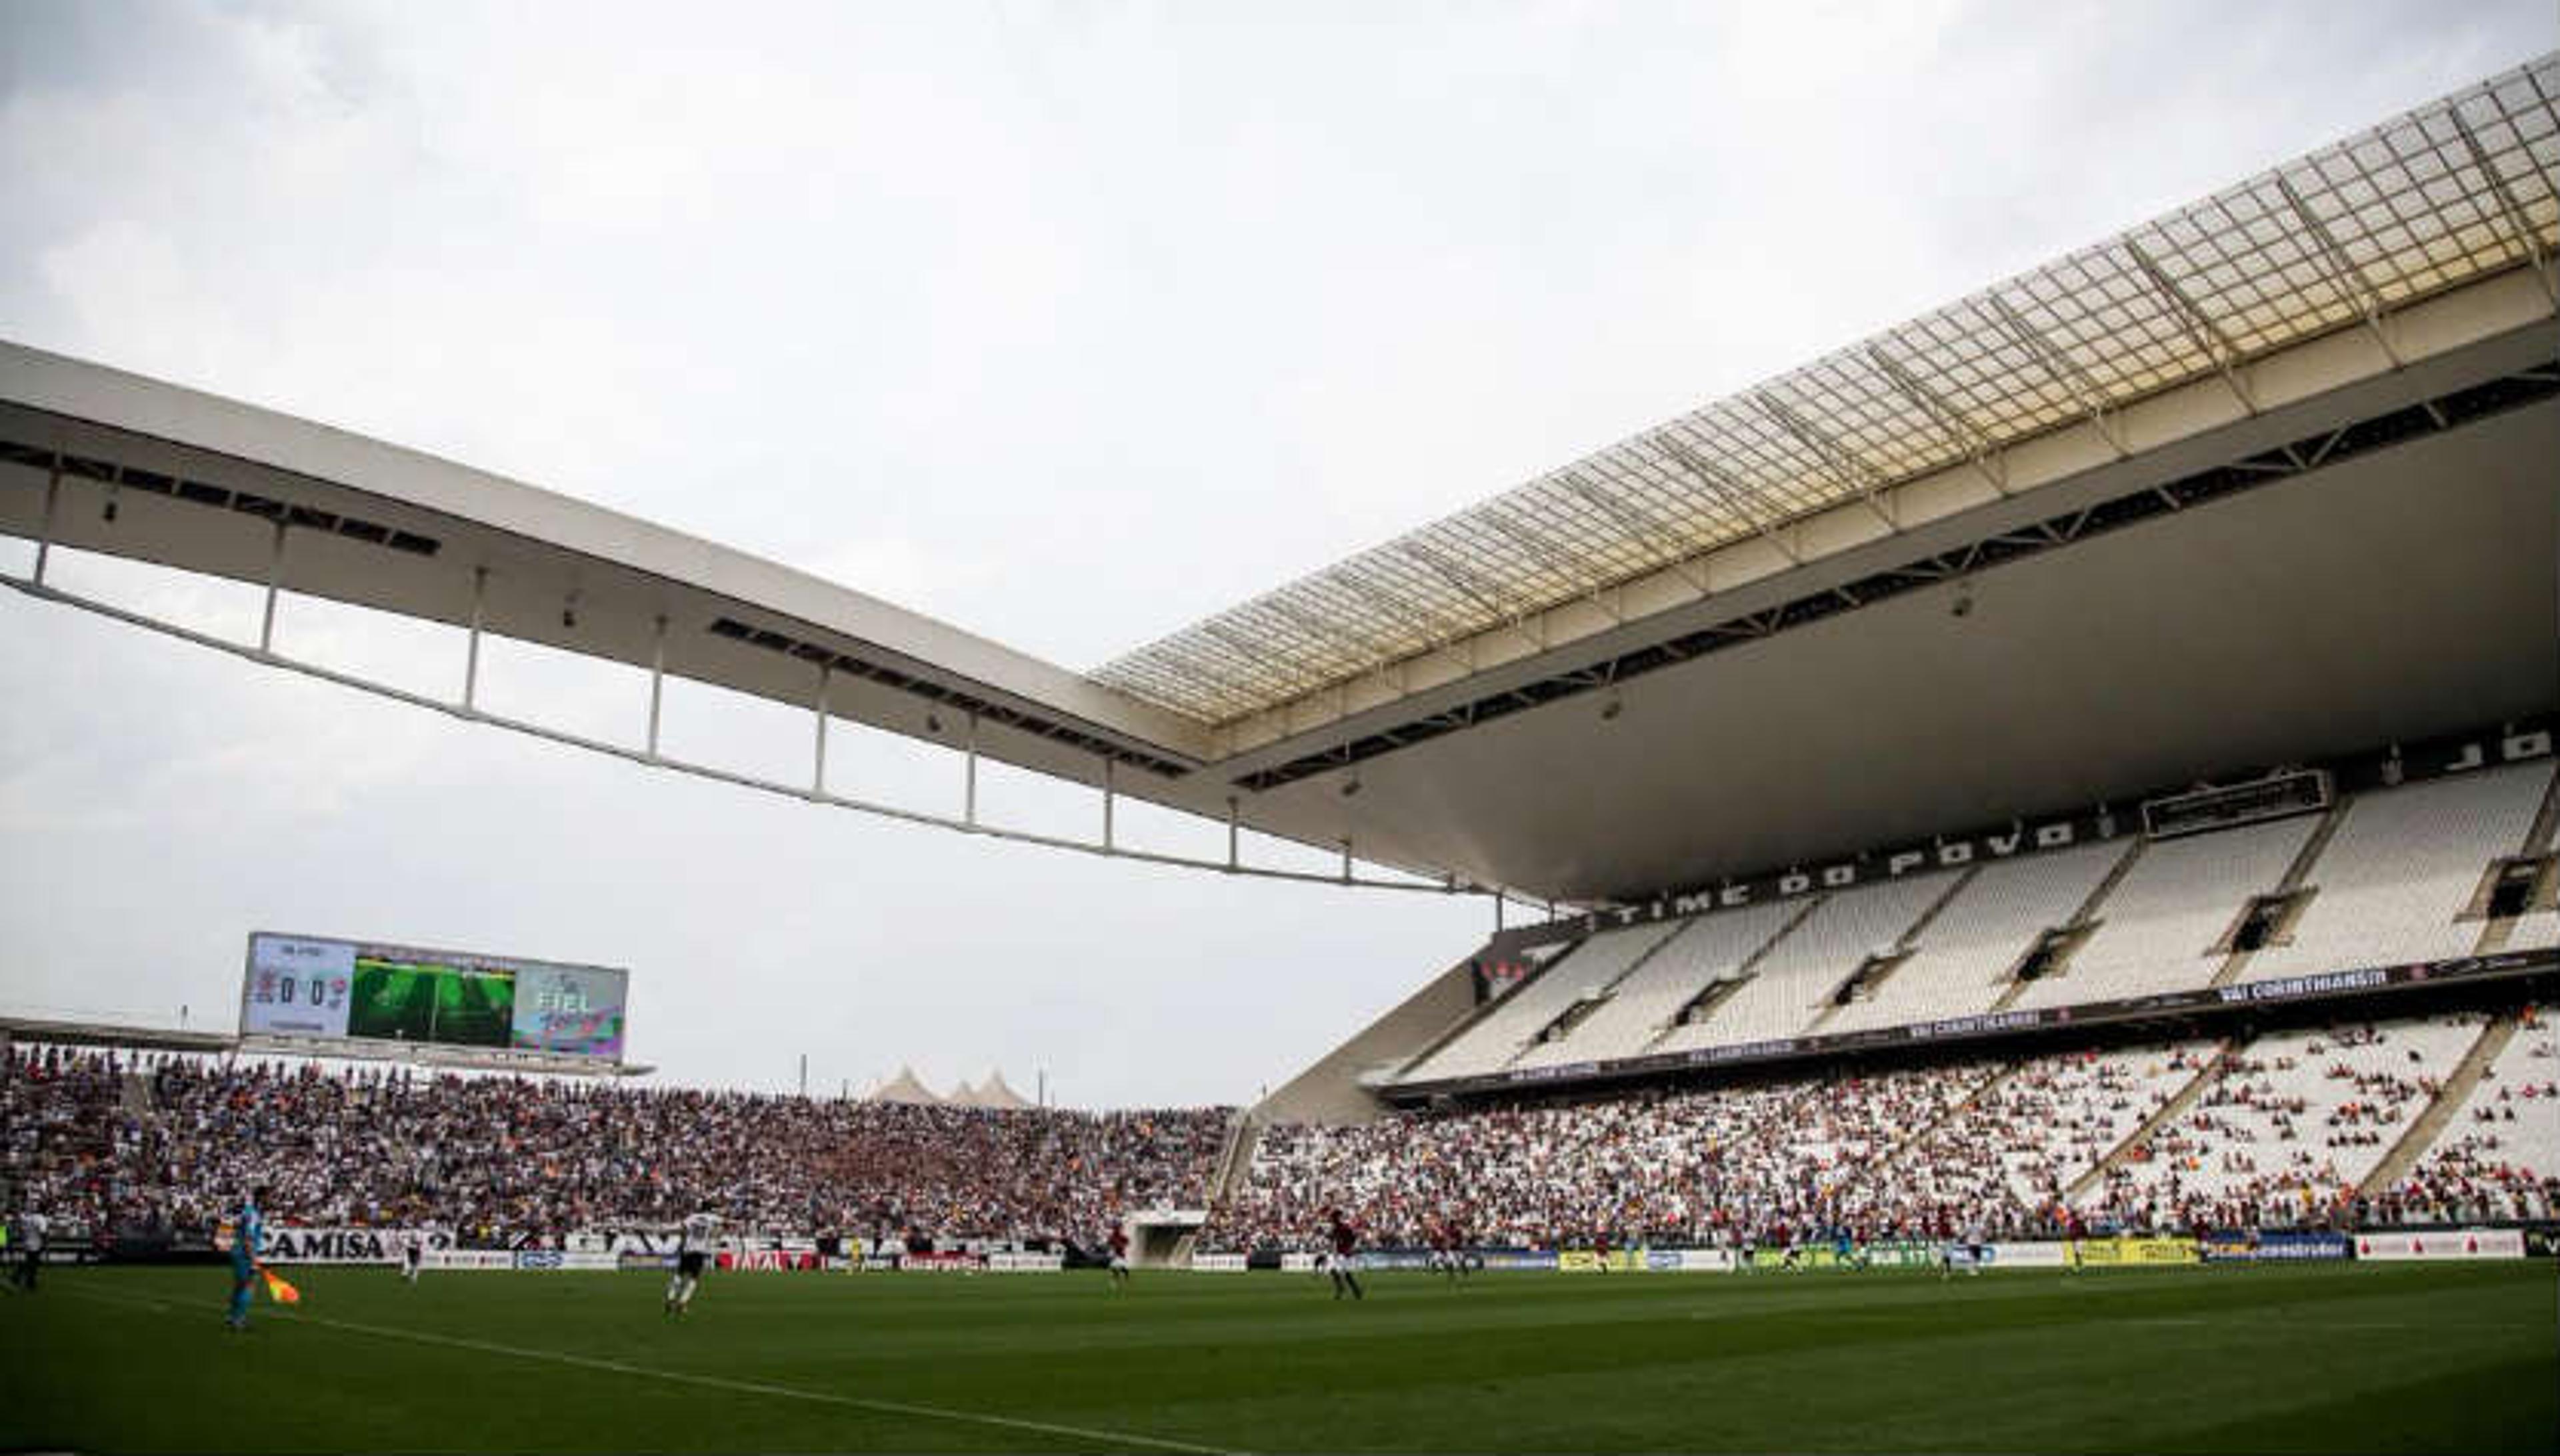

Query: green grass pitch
3 1263 2553 1453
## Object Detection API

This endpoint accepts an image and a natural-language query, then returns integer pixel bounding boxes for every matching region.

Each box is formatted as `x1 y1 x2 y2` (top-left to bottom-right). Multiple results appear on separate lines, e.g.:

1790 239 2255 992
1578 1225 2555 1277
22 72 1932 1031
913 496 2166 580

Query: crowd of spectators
8 1003 2551 1255
1208 1062 2085 1252
2368 1007 2560 1225
1213 1012 2557 1251
0 1047 1228 1247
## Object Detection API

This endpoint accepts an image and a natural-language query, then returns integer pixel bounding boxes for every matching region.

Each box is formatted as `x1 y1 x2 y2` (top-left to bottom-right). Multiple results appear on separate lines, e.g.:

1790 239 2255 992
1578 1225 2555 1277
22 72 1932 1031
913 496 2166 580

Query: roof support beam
1397 539 1546 656
1753 391 1898 531
811 663 831 795
32 461 61 587
1984 292 2130 458
462 565 486 711
2274 175 2406 367
1258 595 1399 673
645 613 668 759
1480 506 1623 624
2123 237 2259 413
1331 567 1479 677
1646 431 1805 564
1555 467 1709 597
2447 109 2559 310
257 519 286 654
1185 621 1302 712
1865 343 2011 496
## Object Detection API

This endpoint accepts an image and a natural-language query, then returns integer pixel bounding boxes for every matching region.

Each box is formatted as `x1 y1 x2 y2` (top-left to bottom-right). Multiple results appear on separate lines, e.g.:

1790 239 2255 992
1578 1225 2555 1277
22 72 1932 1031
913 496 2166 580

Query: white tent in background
867 1066 943 1105
975 1070 1034 1110
945 1079 987 1107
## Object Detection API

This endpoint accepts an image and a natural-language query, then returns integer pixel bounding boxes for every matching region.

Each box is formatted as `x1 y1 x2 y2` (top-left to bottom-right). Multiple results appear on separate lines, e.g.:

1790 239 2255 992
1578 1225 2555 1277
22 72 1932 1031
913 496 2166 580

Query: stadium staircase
1637 895 1824 1053
2064 1035 2239 1203
1206 1109 1263 1209
1989 839 2144 1013
1801 866 1979 1034
2207 803 2349 988
2355 1013 2520 1196
120 1071 154 1118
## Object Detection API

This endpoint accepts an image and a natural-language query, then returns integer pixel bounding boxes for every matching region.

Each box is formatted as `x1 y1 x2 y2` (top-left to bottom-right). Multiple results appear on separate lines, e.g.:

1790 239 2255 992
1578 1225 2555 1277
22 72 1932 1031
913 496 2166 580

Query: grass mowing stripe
65 1286 1247 1456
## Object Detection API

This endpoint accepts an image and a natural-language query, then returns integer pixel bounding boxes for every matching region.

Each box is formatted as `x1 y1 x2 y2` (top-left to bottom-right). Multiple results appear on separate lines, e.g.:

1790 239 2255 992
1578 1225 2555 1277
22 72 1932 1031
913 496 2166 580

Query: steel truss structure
1096 56 2560 729
0 565 1474 899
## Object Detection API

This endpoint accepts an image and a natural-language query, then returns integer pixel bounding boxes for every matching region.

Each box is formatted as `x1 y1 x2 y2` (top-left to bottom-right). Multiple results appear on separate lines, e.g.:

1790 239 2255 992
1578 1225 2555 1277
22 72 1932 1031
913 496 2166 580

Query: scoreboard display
241 932 629 1061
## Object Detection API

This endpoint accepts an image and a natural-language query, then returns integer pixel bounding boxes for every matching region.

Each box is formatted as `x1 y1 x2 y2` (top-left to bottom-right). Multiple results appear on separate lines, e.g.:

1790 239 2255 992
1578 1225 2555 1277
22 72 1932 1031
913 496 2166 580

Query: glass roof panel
1093 57 2560 725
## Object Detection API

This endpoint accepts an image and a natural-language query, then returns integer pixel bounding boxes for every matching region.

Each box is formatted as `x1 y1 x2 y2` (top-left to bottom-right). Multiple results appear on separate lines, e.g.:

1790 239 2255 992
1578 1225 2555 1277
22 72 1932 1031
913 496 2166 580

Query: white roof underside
1093 56 2560 725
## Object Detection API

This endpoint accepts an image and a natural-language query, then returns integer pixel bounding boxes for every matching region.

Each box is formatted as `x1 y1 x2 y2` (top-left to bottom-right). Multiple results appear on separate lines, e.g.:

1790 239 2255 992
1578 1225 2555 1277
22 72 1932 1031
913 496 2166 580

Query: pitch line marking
69 1287 1245 1455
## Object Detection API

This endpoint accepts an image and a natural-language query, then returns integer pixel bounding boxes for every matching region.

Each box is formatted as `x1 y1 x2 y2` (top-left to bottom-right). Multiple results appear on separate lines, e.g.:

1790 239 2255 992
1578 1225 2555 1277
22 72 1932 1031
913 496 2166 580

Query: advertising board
2353 1228 2525 1261
2200 1231 2354 1262
2074 1237 2200 1266
259 1227 451 1265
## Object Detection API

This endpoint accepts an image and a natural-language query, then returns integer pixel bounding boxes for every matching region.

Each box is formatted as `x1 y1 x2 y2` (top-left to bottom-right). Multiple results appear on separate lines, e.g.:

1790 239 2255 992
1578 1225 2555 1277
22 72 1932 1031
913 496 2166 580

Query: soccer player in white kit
665 1209 718 1316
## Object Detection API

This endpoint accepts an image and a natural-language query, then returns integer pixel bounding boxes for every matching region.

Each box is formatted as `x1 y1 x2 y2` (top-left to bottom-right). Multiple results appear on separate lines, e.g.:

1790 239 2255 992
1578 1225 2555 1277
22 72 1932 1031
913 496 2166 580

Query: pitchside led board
240 932 629 1062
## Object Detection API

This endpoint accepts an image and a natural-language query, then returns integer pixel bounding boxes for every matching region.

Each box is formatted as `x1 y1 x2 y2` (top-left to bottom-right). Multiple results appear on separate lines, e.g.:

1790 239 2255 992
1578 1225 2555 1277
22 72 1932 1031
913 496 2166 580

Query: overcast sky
1 2 2549 1106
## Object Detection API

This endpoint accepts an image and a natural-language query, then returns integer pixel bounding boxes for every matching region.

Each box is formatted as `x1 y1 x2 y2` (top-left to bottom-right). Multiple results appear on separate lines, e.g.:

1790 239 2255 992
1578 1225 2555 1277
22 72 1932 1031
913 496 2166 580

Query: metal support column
811 664 831 794
31 465 60 587
1340 838 1353 884
1101 758 1116 851
1495 894 1505 932
257 519 286 653
964 711 979 827
463 567 487 710
1226 797 1240 871
646 613 667 758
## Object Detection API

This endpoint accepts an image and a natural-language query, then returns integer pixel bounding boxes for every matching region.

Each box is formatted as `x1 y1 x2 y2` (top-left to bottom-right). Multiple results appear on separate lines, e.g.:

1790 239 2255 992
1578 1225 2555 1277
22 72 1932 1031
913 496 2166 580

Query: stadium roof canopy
1096 57 2560 729
3 56 2555 913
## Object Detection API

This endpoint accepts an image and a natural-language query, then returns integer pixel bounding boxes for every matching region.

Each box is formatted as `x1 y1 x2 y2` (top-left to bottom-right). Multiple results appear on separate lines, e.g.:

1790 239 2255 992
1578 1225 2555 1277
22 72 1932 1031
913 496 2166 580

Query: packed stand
0 1045 1229 1247
1211 1061 2024 1251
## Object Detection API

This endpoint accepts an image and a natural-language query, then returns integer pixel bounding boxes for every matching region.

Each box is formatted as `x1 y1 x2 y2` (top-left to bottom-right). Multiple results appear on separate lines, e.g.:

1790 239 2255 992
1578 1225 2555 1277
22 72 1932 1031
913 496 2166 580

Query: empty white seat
1512 902 1798 1067
1401 920 1683 1081
1652 873 1956 1053
1826 842 2128 1034
2010 816 2315 1011
2237 763 2551 981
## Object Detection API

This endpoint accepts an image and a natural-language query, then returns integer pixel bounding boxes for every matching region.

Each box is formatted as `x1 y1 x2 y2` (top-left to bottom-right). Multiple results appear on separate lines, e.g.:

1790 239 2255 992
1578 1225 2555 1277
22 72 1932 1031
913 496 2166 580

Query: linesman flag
258 1265 302 1305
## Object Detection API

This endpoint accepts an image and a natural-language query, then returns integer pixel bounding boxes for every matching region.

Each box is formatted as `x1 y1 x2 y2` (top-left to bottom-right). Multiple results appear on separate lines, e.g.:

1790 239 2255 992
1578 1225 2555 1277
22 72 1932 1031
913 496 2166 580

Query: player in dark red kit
1106 1225 1131 1289
1435 1216 1469 1283
1324 1208 1364 1301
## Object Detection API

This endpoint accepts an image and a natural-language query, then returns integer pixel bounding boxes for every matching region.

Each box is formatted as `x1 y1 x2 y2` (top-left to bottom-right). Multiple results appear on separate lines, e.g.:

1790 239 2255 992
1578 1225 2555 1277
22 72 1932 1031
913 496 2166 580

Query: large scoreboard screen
241 932 629 1061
